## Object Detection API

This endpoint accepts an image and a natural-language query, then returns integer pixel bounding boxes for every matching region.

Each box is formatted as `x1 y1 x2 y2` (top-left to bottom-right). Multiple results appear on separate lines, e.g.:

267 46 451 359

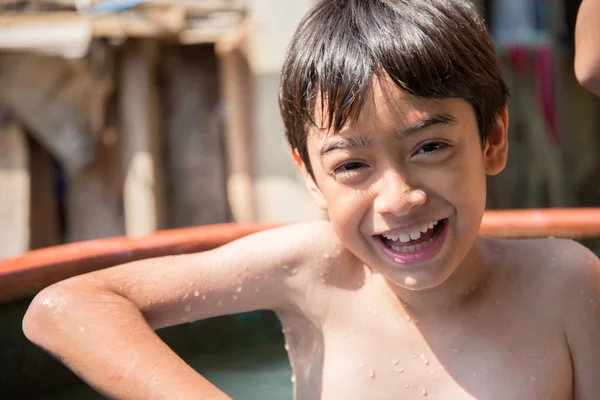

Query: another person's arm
22 222 326 400
574 0 600 96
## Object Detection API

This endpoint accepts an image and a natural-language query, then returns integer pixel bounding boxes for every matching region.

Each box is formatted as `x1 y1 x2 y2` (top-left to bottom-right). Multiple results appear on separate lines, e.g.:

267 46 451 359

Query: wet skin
23 80 600 399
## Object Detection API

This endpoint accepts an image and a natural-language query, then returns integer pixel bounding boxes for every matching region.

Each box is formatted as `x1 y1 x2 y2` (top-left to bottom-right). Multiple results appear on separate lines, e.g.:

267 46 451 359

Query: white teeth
409 231 421 240
389 237 435 252
382 220 440 243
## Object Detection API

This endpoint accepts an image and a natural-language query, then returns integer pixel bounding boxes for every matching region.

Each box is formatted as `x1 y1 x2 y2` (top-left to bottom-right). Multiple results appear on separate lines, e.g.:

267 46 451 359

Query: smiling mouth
377 219 447 253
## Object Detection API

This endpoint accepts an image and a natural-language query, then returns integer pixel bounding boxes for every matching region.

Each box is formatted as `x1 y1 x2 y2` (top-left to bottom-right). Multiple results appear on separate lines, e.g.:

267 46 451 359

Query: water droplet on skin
530 376 537 382
284 344 289 351
405 315 412 322
232 295 238 300
183 293 189 300
194 290 200 297
324 253 330 259
393 359 399 365
394 368 404 373
201 294 206 300
421 388 428 396
236 286 242 293
368 370 375 378
291 375 296 383
420 354 429 365
282 265 289 270
78 326 85 332
184 304 191 312
405 384 410 388
217 300 223 307
291 268 298 274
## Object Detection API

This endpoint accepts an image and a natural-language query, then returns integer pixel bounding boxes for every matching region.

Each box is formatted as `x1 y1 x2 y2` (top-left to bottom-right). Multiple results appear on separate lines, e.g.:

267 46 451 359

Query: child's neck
389 237 496 318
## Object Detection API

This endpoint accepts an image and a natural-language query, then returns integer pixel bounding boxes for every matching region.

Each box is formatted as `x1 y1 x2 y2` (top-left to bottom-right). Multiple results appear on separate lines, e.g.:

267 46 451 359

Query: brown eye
417 142 450 154
335 162 365 172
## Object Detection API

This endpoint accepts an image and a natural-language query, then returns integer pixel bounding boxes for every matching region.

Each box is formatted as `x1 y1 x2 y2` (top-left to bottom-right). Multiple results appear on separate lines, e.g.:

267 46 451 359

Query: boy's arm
562 242 600 399
23 222 329 400
574 0 600 96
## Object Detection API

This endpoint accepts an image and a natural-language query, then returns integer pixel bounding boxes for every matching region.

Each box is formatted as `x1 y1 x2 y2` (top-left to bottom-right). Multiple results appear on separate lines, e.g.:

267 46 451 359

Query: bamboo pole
119 39 165 236
216 31 256 223
0 120 30 258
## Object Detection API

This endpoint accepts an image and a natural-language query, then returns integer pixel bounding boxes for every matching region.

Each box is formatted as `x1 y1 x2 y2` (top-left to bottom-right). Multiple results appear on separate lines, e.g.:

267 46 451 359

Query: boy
23 0 600 399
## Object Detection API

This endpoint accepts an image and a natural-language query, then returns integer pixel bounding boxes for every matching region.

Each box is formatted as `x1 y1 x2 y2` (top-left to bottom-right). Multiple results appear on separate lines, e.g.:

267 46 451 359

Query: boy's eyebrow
396 113 456 138
318 135 374 158
317 113 456 158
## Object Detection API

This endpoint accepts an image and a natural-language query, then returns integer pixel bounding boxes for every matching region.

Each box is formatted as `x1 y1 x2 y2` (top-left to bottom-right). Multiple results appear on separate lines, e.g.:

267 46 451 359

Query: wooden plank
215 35 256 223
32 0 245 14
28 137 61 250
0 120 30 258
0 15 91 58
162 44 230 227
119 39 165 236
0 10 241 43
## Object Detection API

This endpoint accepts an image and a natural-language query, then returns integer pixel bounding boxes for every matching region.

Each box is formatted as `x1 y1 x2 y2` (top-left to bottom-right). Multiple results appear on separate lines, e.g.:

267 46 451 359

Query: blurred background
0 1 598 398
0 0 597 258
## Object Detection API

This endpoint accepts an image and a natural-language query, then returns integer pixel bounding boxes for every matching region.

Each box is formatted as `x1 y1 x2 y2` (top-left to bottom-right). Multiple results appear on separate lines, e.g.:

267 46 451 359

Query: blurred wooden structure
1 0 600 260
0 0 256 258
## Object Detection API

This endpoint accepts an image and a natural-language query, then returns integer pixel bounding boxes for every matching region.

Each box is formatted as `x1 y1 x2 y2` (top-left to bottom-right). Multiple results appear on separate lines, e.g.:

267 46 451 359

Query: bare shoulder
498 237 600 396
489 237 599 306
499 236 600 314
497 236 599 278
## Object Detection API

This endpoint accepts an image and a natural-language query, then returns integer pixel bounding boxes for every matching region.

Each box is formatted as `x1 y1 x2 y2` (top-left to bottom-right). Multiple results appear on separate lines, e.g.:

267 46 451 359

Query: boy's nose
373 172 426 217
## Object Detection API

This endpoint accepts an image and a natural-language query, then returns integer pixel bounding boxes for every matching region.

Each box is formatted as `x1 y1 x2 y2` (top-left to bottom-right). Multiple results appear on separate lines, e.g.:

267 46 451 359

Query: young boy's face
295 77 508 291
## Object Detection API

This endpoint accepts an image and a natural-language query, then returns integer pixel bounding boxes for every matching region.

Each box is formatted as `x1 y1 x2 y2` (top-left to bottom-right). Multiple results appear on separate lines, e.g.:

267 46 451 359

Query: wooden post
67 41 125 242
216 33 256 223
162 45 231 227
28 137 60 250
0 119 30 258
119 39 165 236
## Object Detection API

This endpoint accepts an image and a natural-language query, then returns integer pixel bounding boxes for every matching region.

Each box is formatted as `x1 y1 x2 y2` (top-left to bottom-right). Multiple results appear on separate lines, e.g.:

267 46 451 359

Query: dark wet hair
279 0 509 175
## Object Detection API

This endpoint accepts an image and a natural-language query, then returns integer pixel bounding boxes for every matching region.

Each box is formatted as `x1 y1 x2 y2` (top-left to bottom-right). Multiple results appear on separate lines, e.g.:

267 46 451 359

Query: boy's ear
483 106 509 176
292 149 328 211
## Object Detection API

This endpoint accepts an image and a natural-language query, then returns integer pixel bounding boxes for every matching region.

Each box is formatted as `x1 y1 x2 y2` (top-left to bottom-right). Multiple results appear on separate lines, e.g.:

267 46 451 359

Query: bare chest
283 292 572 400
